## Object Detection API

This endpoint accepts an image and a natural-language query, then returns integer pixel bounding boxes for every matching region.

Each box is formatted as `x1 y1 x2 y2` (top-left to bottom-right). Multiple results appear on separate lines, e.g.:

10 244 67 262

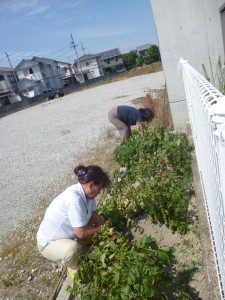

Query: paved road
0 71 165 244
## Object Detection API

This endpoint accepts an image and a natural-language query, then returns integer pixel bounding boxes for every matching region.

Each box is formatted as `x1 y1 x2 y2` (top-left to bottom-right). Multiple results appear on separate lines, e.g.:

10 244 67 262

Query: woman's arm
73 212 105 239
91 211 105 226
73 225 101 239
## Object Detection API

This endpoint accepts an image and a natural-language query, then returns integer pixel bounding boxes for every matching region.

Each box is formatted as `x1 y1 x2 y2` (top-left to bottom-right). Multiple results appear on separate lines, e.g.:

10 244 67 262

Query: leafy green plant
136 54 144 66
105 66 117 73
202 56 225 94
67 126 198 299
100 126 193 233
68 223 191 299
122 50 138 70
145 44 161 65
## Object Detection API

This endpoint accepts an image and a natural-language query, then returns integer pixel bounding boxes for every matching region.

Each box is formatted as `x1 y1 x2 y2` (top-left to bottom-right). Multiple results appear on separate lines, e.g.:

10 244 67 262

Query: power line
52 50 74 60
1 46 71 63
45 46 70 56
0 57 8 63
5 52 21 92
53 53 75 62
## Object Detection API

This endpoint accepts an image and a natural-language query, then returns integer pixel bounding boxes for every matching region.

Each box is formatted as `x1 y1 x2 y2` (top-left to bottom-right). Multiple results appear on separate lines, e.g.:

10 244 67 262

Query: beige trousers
37 239 80 270
108 106 131 142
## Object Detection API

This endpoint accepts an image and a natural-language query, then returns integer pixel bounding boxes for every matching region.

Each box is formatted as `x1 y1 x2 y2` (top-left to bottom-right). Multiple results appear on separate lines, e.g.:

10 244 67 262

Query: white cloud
81 27 138 39
11 51 42 59
26 5 50 16
44 11 72 24
0 0 50 18
62 1 84 9
31 50 52 57
0 0 38 13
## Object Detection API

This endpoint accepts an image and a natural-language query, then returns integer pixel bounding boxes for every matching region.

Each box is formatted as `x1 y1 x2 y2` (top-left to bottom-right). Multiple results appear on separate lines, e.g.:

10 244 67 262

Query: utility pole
70 33 84 83
81 41 90 55
5 52 21 93
81 41 86 55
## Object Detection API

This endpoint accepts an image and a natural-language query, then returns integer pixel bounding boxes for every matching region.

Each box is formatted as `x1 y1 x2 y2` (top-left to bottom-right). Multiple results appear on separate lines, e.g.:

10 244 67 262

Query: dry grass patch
67 62 163 95
132 87 173 130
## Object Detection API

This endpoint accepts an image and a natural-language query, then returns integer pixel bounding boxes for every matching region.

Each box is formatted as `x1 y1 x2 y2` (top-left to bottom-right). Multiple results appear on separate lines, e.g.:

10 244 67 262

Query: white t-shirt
37 182 97 246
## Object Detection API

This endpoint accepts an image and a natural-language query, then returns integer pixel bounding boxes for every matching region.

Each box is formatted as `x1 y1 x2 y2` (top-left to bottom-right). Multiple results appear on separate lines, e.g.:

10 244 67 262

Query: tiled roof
32 56 55 64
77 54 101 62
0 67 13 72
136 44 152 52
14 60 38 71
98 48 121 59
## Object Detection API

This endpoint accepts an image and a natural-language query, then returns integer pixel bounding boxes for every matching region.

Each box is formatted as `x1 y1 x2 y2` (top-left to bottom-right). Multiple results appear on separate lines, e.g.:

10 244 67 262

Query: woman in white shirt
37 164 110 278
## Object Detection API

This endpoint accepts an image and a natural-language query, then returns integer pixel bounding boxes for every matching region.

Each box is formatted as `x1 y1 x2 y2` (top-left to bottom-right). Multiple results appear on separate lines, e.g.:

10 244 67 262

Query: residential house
74 54 103 81
136 44 151 57
14 56 64 98
0 67 21 106
73 48 126 81
56 60 75 86
98 48 125 74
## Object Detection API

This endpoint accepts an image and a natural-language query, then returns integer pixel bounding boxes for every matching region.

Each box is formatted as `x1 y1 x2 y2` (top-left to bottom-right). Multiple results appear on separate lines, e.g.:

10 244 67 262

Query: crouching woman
36 164 110 278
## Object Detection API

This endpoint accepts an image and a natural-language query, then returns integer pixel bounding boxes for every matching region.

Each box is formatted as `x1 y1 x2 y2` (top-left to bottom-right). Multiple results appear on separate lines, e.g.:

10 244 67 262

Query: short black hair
139 108 155 122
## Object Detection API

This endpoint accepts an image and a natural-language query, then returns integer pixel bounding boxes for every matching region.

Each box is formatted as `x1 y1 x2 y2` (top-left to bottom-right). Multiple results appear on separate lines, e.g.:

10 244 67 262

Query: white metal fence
178 58 225 299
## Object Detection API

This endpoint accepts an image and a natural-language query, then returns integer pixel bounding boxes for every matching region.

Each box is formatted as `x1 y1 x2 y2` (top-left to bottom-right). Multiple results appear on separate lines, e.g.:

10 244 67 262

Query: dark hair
74 165 110 188
139 108 155 122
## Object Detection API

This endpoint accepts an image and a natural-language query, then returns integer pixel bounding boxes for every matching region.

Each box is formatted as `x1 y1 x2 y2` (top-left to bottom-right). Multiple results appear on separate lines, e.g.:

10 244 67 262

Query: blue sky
0 0 158 68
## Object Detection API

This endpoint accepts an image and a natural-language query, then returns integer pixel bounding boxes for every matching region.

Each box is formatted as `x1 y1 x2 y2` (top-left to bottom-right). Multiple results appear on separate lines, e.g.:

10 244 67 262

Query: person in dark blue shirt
108 105 154 142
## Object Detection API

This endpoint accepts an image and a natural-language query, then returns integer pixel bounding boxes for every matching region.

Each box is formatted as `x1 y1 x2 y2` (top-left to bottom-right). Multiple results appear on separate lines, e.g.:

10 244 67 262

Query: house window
106 59 110 64
115 57 118 62
7 75 16 83
29 68 33 74
86 62 90 66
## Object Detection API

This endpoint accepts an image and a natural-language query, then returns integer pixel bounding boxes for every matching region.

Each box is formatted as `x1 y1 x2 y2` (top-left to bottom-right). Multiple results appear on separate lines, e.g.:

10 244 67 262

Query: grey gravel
0 71 165 245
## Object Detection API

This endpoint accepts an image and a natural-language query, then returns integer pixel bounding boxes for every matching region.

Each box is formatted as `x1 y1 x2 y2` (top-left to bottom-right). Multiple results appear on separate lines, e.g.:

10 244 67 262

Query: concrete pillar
151 0 225 132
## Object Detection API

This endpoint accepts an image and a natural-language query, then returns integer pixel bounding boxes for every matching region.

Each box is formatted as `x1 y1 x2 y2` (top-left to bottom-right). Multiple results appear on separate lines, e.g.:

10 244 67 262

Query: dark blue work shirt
117 106 142 126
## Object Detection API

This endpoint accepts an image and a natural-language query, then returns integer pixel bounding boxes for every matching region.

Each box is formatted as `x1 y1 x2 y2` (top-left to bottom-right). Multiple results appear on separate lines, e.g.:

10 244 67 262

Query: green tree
136 54 144 67
105 66 117 73
122 50 137 70
144 56 152 65
147 44 161 63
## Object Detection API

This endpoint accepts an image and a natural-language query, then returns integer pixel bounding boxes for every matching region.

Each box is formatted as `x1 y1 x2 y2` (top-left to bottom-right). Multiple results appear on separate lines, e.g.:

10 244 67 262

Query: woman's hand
73 224 101 239
91 211 105 226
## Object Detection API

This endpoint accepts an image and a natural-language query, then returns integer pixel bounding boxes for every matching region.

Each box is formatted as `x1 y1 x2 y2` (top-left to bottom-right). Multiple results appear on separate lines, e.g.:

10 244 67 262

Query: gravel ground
0 71 165 246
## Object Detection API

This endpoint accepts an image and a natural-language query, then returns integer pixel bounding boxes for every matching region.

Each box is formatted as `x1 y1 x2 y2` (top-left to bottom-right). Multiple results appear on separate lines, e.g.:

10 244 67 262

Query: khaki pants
37 239 80 270
108 106 131 142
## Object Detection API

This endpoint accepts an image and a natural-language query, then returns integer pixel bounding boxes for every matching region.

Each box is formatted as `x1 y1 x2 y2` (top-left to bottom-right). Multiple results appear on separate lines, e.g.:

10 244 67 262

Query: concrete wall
0 94 44 117
151 0 225 132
